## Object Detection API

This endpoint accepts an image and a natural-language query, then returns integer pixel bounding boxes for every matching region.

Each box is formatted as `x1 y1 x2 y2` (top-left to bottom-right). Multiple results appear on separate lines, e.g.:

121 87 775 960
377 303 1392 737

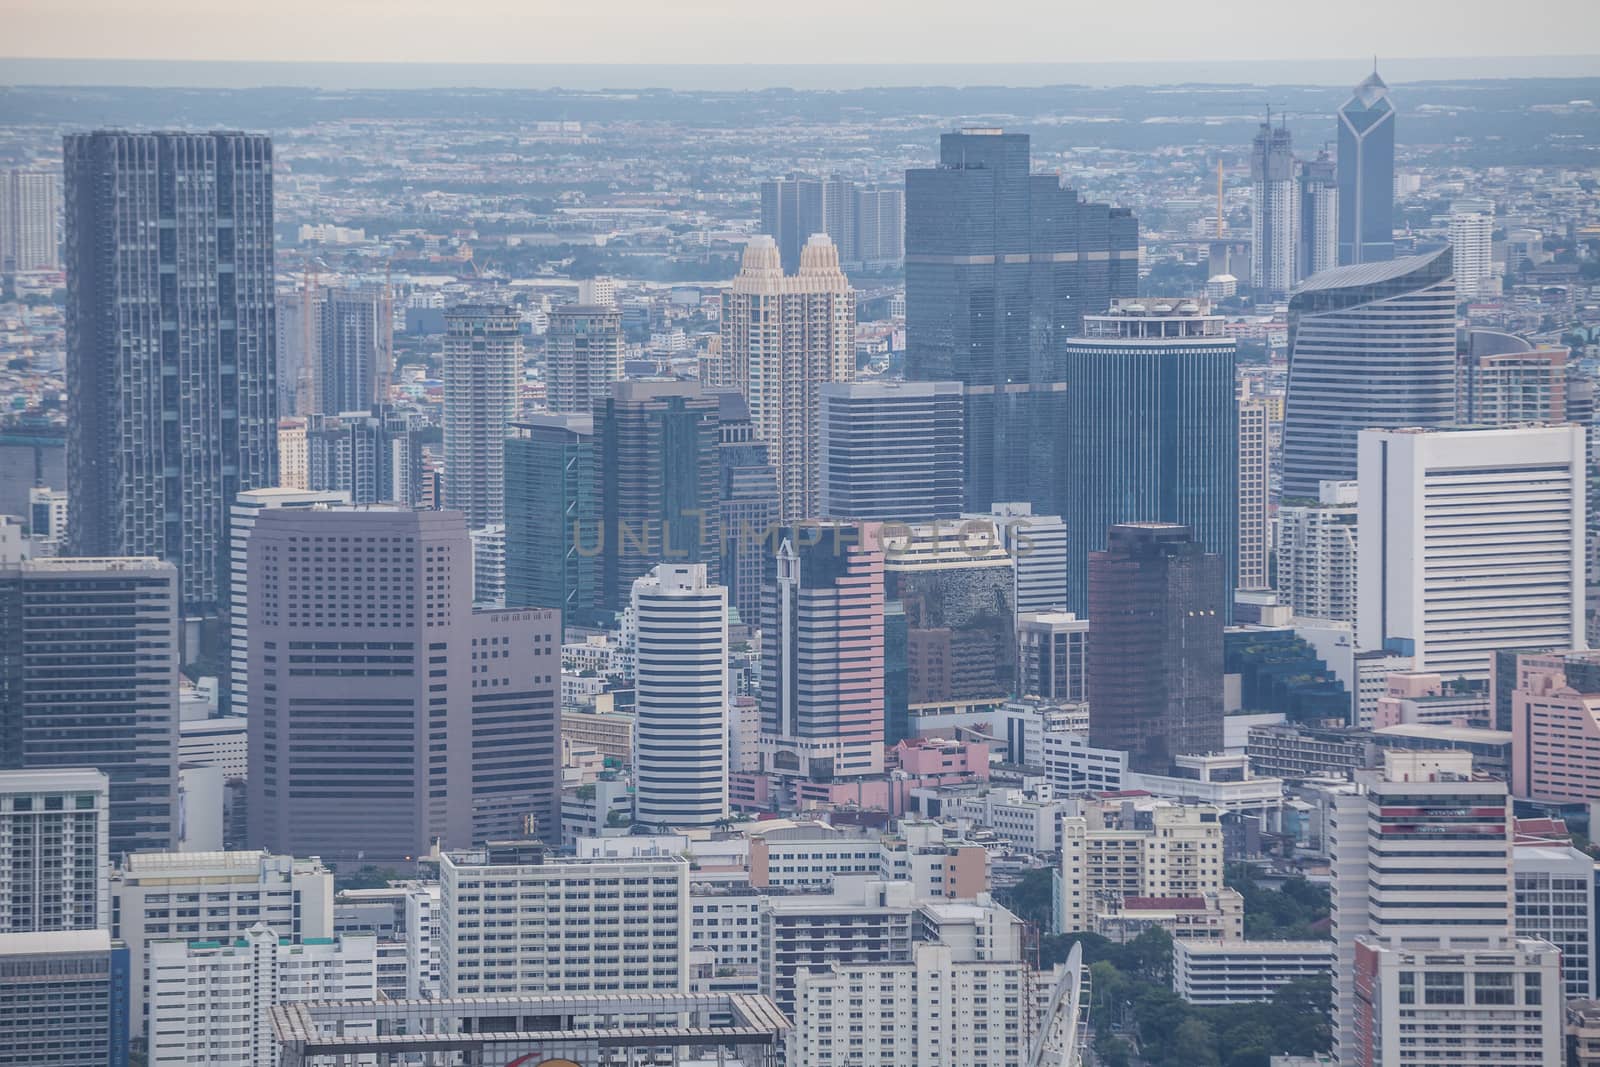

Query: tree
996 867 1055 931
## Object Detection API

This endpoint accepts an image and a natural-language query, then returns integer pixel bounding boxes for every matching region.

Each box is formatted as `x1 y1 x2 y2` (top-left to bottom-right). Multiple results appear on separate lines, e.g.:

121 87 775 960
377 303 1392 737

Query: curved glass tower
1337 70 1396 266
1281 247 1457 498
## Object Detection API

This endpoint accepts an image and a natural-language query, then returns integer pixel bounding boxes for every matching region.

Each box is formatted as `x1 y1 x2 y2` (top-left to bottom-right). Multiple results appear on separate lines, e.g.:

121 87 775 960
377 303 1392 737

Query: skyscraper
760 528 886 781
714 392 780 626
819 380 965 524
0 769 109 933
1336 69 1396 266
1276 480 1359 624
64 131 278 621
1449 202 1495 300
1064 299 1237 616
546 303 624 415
1357 425 1585 683
315 287 384 415
303 405 421 506
905 128 1138 515
1237 390 1270 591
503 414 599 623
852 184 905 267
246 507 560 862
1087 524 1224 775
1297 151 1338 283
1249 119 1297 298
760 174 856 272
631 563 728 828
1458 331 1568 424
1280 247 1457 497
718 234 854 523
0 557 179 856
0 169 59 271
443 304 522 529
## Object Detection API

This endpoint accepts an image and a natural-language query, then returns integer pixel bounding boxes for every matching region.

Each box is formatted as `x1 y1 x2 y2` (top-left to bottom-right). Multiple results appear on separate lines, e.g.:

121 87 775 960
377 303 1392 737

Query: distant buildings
1507 650 1600 803
302 405 421 505
819 380 965 524
64 131 278 621
442 304 521 528
1457 331 1568 424
759 174 904 271
0 168 59 271
1250 119 1297 297
715 392 780 625
1297 151 1339 283
1276 480 1359 624
1281 248 1457 497
1237 390 1271 591
546 303 624 415
1336 70 1397 266
315 286 384 415
1450 201 1496 300
1016 611 1088 702
503 414 598 622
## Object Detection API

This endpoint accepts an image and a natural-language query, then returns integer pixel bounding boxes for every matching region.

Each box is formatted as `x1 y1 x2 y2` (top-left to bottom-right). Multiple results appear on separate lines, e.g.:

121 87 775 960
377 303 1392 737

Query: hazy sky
7 0 1596 66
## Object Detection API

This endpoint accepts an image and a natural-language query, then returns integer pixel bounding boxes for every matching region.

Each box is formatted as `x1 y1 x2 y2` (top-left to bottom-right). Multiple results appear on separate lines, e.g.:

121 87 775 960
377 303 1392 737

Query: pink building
890 736 990 777
1509 652 1600 802
1372 670 1490 729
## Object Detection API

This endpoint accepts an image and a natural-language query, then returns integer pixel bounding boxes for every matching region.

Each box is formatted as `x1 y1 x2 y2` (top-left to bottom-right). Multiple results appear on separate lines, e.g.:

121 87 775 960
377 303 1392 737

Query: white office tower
631 564 729 828
0 168 60 271
1250 120 1297 298
227 487 350 718
1237 391 1270 590
1513 840 1597 1000
1276 479 1358 624
470 522 506 608
27 486 67 554
718 233 855 522
0 769 109 933
439 841 688 997
148 925 377 1066
985 502 1069 612
1449 202 1496 301
1357 425 1585 682
443 304 523 528
112 850 334 1038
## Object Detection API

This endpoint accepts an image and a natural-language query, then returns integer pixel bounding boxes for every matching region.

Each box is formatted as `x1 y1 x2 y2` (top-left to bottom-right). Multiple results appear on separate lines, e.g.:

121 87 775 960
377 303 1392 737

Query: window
1423 972 1464 1005
1475 972 1515 1006
1524 971 1543 1005
1397 971 1415 1005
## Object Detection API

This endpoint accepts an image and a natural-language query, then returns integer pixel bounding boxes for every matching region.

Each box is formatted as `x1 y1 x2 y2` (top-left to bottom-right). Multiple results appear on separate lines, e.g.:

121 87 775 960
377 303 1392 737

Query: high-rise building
442 304 521 529
596 381 722 614
1458 331 1568 425
1276 480 1359 624
1064 299 1237 616
760 174 857 272
504 414 600 623
1059 801 1231 934
760 528 885 781
986 503 1069 613
1237 391 1271 591
1450 204 1496 301
819 380 964 524
631 564 728 828
27 486 67 554
0 930 129 1067
1016 611 1088 702
0 557 179 857
0 169 59 271
1281 247 1457 497
717 234 854 523
470 523 505 608
853 184 905 267
546 303 624 415
246 507 561 862
1087 524 1224 774
714 392 780 626
277 418 308 488
315 287 384 415
1513 840 1596 1000
1358 425 1585 682
905 127 1138 515
1297 151 1338 283
0 769 108 934
1336 70 1397 266
65 131 278 621
1507 650 1600 803
1250 119 1297 297
303 405 420 505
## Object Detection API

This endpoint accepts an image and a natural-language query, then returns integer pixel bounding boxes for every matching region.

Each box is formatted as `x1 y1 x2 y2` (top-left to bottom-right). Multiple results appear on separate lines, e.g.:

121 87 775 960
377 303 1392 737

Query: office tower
986 503 1068 613
0 931 129 1067
112 849 333 1040
1237 392 1270 591
1276 480 1358 623
905 128 1138 515
1296 151 1338 283
26 486 67 555
1458 332 1568 424
882 523 1016 739
316 286 384 415
715 392 780 625
1358 425 1585 682
1249 119 1297 297
303 405 421 506
760 528 885 781
596 381 722 614
504 414 600 623
760 174 856 273
853 184 905 267
1064 299 1237 616
717 234 854 523
148 926 376 1065
1337 69 1396 266
1281 248 1457 497
440 842 688 997
1508 651 1600 803
0 558 178 856
1016 611 1088 702
226 487 349 719
471 524 505 608
442 304 521 528
546 303 624 415
246 507 561 862
1087 524 1224 774
0 769 108 933
277 417 308 487
0 169 59 271
819 380 964 523
1513 839 1596 1000
64 132 278 621
631 564 728 828
1449 203 1495 300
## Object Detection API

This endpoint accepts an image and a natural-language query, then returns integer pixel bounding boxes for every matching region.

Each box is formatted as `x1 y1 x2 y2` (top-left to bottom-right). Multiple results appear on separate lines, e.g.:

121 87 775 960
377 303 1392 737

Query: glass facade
504 416 599 626
1337 72 1397 266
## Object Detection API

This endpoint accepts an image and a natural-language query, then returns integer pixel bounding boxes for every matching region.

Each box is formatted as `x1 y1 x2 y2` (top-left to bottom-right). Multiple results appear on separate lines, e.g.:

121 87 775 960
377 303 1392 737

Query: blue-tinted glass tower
1337 70 1396 266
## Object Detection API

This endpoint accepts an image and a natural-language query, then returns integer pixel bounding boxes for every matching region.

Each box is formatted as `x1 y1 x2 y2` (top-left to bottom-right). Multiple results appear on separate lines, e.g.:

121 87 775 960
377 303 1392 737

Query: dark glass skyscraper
1087 523 1224 774
905 128 1138 515
1337 70 1396 266
315 286 383 415
1064 300 1238 617
64 131 278 621
714 391 779 627
504 414 598 625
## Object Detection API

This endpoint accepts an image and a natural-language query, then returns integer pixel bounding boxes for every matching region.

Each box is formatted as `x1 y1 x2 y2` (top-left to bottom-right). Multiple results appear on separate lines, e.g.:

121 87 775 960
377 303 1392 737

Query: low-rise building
1172 939 1335 1004
1059 800 1230 936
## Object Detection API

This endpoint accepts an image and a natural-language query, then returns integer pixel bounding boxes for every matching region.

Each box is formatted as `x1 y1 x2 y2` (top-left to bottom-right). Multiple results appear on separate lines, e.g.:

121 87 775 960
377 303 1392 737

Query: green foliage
1227 864 1332 940
995 866 1056 931
333 864 401 891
